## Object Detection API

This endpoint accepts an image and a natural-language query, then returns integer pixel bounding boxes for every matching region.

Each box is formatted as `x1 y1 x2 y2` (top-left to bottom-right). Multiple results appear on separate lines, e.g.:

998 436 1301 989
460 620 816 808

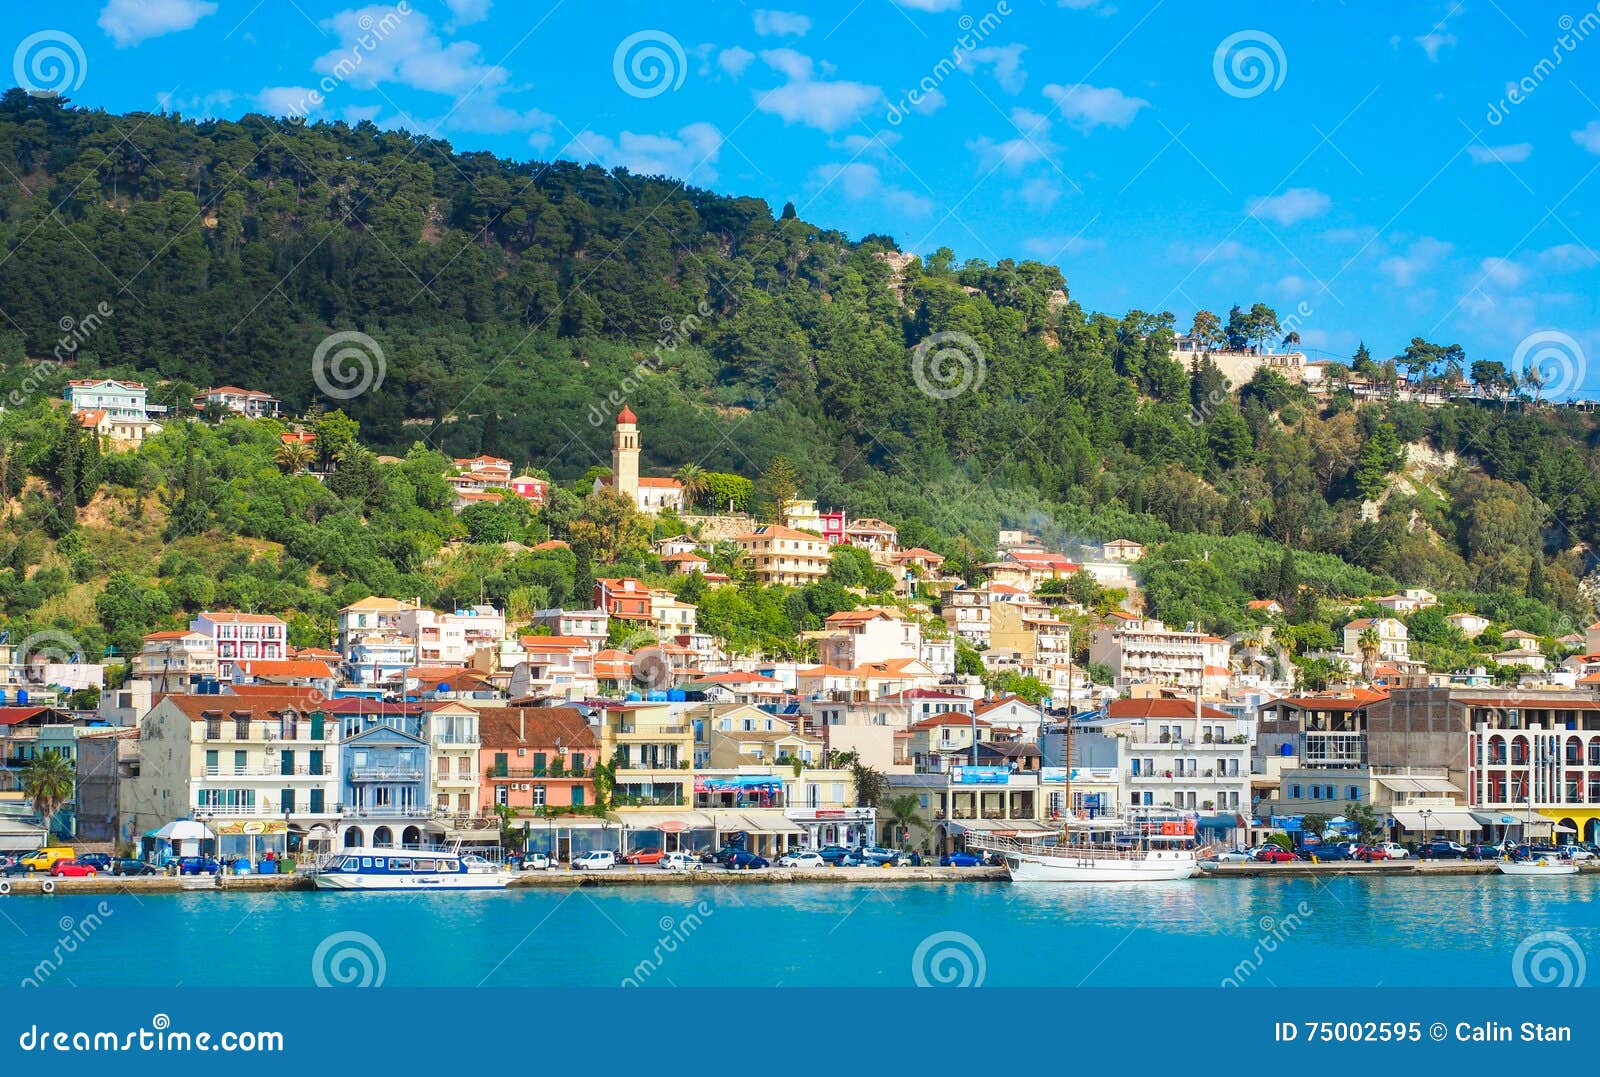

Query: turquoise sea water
2 876 1595 988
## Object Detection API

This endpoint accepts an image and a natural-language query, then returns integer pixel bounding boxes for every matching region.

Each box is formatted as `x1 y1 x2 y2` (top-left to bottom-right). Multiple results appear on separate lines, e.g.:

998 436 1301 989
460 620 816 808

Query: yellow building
735 524 830 586
595 702 694 808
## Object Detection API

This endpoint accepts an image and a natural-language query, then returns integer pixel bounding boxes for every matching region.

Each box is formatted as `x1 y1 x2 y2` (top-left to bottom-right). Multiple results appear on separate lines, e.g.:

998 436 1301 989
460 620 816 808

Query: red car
49 859 100 877
1254 846 1299 863
1354 844 1391 862
621 849 666 865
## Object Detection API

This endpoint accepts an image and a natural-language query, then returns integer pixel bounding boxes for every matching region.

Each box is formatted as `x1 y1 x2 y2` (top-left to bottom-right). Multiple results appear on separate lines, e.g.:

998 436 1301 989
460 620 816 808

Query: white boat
1497 858 1579 877
308 847 512 891
970 812 1205 882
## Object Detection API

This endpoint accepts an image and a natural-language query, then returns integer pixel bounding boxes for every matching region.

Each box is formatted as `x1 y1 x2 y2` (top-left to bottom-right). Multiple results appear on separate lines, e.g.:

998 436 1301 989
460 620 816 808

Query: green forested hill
0 91 1598 650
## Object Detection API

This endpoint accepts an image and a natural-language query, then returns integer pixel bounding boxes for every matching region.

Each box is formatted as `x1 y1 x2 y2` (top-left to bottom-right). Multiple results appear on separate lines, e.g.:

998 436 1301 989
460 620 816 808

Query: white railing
203 765 334 777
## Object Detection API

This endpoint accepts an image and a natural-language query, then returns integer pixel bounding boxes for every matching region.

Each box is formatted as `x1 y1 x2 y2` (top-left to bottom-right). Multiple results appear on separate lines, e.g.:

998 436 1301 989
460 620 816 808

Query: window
532 785 547 807
234 717 251 740
1290 784 1302 799
571 787 584 807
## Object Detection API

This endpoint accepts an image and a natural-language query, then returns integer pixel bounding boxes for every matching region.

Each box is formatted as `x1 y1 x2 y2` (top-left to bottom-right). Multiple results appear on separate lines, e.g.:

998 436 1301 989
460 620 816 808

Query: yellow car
19 846 75 872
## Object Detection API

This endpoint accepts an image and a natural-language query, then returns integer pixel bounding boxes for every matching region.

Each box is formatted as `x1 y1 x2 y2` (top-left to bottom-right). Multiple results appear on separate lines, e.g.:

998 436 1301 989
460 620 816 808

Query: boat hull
1496 861 1579 877
312 871 511 891
1004 851 1199 882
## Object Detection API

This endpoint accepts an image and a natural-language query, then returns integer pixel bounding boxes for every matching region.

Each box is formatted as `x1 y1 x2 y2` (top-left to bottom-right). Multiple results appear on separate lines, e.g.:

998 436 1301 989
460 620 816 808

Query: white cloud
256 86 320 117
893 0 962 10
968 107 1058 171
1042 83 1148 130
755 50 881 132
443 0 491 24
1022 234 1100 259
1467 142 1532 164
1538 244 1600 271
717 46 756 78
99 0 217 47
344 104 383 125
568 123 724 184
831 131 902 158
1058 0 1114 10
1479 256 1527 289
1018 177 1061 211
1379 236 1452 286
753 9 811 36
1247 187 1331 226
155 88 238 118
308 6 553 137
1415 31 1457 61
813 162 933 216
959 44 1028 94
1168 239 1250 263
1573 120 1600 155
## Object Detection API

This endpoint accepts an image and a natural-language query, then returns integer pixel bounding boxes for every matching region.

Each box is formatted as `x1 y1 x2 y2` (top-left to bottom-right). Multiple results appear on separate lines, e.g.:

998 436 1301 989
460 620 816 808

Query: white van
572 850 616 871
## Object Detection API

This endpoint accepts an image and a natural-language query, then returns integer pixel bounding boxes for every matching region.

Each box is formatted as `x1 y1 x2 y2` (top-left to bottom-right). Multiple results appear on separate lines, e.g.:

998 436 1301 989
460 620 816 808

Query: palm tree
1357 627 1381 682
22 750 74 840
883 793 923 852
274 440 315 474
674 463 707 510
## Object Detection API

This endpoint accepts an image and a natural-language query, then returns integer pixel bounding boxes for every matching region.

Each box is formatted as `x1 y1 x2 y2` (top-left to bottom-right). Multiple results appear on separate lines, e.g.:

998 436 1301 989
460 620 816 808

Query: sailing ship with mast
1497 753 1578 877
965 681 1207 882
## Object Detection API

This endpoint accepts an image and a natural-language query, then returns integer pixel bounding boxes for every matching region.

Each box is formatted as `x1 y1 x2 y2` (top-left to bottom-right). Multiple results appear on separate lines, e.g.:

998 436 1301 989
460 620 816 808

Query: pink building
190 611 288 682
479 706 598 812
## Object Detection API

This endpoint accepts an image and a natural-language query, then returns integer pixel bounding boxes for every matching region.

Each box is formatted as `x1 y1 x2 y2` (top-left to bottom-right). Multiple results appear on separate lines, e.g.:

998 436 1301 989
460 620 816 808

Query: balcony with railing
347 765 424 781
201 764 334 778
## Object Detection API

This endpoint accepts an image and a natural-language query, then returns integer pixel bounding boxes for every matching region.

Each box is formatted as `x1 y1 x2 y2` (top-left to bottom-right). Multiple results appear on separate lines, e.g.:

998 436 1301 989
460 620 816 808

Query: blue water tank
624 691 642 702
1279 743 1293 757
16 689 27 705
646 690 667 702
437 683 451 693
667 689 686 702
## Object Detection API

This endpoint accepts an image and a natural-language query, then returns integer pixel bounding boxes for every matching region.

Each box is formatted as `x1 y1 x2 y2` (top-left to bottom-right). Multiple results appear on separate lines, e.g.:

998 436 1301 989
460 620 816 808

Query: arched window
373 826 394 848
343 827 364 848
401 826 422 848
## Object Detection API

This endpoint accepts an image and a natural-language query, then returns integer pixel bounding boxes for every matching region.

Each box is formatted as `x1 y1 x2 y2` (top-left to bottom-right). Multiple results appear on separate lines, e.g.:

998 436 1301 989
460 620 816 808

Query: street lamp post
1420 808 1433 855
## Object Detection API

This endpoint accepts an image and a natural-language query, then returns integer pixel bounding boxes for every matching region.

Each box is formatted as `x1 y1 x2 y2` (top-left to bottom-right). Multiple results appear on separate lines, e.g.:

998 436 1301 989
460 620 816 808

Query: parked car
939 851 985 867
815 844 854 865
511 852 551 871
721 849 769 870
776 850 825 868
49 859 99 877
19 846 75 872
658 851 703 872
75 852 114 872
572 851 616 871
1420 840 1467 860
111 858 159 876
1254 846 1299 863
1465 843 1502 860
1557 844 1597 862
621 849 666 866
857 846 908 866
175 856 220 875
1 860 30 877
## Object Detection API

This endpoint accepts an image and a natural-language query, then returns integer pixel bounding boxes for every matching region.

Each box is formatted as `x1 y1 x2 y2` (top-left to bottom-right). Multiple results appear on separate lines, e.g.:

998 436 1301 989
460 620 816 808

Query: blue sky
7 0 1600 390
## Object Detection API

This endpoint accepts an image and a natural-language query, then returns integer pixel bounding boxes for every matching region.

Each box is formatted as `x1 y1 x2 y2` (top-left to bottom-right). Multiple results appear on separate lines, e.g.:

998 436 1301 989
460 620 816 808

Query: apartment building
191 612 289 682
132 630 220 691
735 525 831 586
1089 616 1230 691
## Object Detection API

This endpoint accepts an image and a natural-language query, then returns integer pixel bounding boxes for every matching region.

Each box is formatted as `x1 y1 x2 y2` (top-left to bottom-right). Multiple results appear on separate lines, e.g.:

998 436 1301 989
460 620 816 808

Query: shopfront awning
1376 775 1461 795
1391 808 1481 831
1471 810 1555 831
616 811 712 832
944 819 1054 835
714 810 803 834
514 817 615 831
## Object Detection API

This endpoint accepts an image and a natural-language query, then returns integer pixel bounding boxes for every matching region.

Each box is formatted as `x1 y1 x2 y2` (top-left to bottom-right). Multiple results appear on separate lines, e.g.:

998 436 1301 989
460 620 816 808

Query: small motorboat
1497 857 1579 877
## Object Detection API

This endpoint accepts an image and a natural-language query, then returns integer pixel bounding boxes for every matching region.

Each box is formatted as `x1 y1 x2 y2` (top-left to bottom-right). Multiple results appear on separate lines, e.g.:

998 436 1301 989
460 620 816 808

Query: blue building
331 701 430 850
